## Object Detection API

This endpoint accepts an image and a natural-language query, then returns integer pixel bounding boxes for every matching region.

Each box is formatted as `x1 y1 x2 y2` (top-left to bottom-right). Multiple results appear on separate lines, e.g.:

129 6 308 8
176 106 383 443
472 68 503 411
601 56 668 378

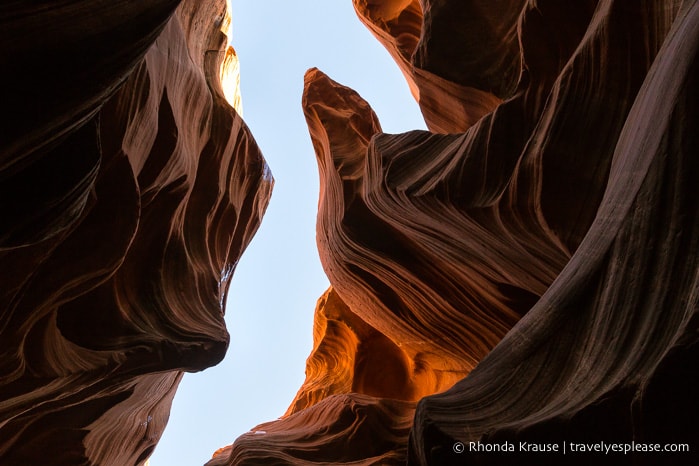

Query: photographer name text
463 440 690 455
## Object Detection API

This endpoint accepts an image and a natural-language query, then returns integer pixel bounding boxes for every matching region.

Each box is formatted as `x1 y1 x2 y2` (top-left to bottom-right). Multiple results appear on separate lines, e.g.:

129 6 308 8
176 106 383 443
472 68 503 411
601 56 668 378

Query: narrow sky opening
150 2 426 464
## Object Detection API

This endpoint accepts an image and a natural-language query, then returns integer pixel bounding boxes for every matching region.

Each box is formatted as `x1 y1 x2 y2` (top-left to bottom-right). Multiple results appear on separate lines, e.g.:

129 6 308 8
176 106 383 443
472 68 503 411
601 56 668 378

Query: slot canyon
1 0 697 465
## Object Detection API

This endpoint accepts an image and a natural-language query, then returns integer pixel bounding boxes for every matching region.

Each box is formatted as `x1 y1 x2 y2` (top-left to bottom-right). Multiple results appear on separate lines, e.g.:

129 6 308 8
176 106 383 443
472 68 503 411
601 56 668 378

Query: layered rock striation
220 0 698 465
2 0 697 464
0 1 271 465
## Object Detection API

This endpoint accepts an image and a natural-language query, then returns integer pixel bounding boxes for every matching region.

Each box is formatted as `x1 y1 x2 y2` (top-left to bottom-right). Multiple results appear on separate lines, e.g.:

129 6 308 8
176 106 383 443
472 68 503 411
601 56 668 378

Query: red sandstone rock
410 1 699 464
208 393 415 466
305 67 561 387
223 0 698 464
353 0 505 133
2 0 697 464
285 287 427 412
0 1 271 464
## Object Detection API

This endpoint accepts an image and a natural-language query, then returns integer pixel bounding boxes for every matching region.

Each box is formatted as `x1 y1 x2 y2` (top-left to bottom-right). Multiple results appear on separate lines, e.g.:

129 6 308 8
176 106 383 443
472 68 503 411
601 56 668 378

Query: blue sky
150 2 425 464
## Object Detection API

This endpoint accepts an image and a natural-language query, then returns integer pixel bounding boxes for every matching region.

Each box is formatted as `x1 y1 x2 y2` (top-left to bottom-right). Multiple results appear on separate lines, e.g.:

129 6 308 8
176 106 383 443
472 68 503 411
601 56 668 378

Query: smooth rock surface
2 0 697 464
220 0 698 464
0 1 271 464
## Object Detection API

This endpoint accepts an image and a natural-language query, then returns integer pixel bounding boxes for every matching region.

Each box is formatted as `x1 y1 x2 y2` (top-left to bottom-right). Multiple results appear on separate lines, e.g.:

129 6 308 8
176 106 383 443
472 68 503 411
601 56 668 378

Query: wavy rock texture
209 394 415 466
0 1 271 465
285 287 426 414
222 0 698 464
353 0 506 133
409 1 699 465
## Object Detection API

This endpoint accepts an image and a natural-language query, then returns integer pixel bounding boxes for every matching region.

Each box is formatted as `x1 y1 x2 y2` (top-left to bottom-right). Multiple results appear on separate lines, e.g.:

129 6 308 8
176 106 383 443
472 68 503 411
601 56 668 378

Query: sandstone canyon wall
0 1 271 464
1 0 698 465
215 0 698 465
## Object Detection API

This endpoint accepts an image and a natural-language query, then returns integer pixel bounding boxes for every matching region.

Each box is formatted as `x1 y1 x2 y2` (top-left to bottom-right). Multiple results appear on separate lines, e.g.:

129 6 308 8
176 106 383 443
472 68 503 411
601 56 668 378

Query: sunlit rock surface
3 0 697 463
0 1 271 465
222 0 698 464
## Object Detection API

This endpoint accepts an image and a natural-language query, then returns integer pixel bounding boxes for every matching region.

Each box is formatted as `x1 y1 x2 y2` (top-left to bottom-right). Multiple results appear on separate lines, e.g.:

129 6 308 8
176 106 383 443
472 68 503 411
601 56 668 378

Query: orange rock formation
216 0 698 465
2 0 698 465
0 1 271 464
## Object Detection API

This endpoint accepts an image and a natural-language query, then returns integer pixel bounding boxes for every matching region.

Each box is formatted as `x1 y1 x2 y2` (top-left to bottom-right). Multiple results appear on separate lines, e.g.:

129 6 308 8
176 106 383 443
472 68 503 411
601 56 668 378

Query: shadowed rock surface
2 0 697 464
209 393 415 466
218 0 698 465
0 1 271 464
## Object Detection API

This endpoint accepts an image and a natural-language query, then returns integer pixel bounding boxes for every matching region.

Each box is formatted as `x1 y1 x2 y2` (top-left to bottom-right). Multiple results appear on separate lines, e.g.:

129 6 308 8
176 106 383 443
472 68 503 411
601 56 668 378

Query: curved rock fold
0 1 271 464
221 0 698 464
2 0 697 464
